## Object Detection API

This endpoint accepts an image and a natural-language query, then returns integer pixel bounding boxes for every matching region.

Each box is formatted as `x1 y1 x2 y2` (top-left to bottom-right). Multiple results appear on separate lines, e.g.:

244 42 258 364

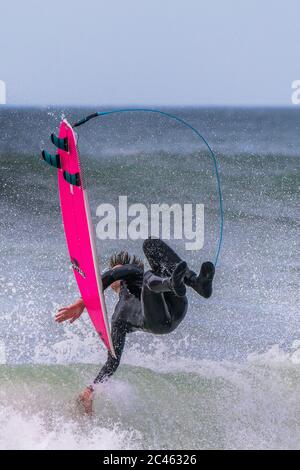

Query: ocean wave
1 340 299 449
0 405 140 450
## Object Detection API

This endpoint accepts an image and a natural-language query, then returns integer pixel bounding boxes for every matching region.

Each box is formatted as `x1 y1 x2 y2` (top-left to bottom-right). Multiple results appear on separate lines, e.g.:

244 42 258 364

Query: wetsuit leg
143 238 214 298
142 267 188 334
143 237 181 276
144 261 187 297
144 271 172 293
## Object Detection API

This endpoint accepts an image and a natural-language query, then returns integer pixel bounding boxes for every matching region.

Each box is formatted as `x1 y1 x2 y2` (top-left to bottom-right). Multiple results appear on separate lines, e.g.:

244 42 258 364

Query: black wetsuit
93 242 214 385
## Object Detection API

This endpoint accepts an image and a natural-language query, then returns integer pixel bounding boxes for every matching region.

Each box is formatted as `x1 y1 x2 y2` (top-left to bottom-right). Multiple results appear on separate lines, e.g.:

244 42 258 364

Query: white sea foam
0 340 6 364
0 406 140 450
248 341 300 366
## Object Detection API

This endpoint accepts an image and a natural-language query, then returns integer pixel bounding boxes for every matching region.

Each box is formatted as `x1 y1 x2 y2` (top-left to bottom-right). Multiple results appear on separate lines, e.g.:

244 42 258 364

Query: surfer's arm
55 298 85 323
93 319 127 384
101 265 143 291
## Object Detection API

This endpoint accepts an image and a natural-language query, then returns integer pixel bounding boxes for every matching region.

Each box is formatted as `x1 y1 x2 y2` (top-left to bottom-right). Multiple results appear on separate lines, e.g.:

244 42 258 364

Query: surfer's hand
55 298 85 324
77 387 94 415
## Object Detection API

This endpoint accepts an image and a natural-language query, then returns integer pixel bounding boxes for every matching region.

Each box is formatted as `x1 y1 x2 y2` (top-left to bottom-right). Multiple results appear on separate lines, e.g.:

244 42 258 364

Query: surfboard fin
41 150 61 169
51 133 69 151
63 170 81 186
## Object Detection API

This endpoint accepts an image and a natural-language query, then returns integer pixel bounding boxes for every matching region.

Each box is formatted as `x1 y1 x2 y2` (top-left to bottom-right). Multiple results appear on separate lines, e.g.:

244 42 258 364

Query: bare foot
77 387 94 415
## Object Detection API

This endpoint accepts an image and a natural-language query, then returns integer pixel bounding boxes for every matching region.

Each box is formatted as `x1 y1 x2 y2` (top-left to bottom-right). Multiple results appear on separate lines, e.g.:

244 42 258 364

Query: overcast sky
0 0 299 106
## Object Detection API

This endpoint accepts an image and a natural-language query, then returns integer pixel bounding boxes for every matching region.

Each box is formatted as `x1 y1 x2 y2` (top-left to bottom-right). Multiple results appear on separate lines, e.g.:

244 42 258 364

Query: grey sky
1 0 299 106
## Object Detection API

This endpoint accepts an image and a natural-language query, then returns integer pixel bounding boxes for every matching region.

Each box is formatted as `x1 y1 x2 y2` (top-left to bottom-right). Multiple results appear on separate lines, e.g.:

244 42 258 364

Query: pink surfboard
55 119 115 356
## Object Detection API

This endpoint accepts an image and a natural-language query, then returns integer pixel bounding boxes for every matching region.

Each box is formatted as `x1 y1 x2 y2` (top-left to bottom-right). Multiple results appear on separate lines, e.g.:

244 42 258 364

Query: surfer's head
109 251 144 293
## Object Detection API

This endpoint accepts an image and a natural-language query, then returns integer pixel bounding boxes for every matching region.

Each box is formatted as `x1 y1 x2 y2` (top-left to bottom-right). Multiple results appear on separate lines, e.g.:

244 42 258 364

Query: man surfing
55 238 215 414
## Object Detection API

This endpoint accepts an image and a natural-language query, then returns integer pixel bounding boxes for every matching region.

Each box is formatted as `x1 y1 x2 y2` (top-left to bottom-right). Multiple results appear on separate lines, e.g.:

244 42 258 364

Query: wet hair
109 251 144 271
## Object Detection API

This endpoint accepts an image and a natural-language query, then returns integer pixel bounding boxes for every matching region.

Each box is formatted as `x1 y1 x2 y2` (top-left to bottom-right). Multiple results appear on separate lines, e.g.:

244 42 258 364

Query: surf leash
73 108 224 266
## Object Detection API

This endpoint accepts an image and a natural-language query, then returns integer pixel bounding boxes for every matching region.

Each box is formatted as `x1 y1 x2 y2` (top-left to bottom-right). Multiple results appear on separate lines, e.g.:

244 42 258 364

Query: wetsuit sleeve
93 318 127 384
101 265 143 291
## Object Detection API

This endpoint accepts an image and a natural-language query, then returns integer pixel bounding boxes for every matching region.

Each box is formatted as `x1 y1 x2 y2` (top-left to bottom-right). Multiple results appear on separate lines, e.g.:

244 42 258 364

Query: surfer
55 238 215 414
